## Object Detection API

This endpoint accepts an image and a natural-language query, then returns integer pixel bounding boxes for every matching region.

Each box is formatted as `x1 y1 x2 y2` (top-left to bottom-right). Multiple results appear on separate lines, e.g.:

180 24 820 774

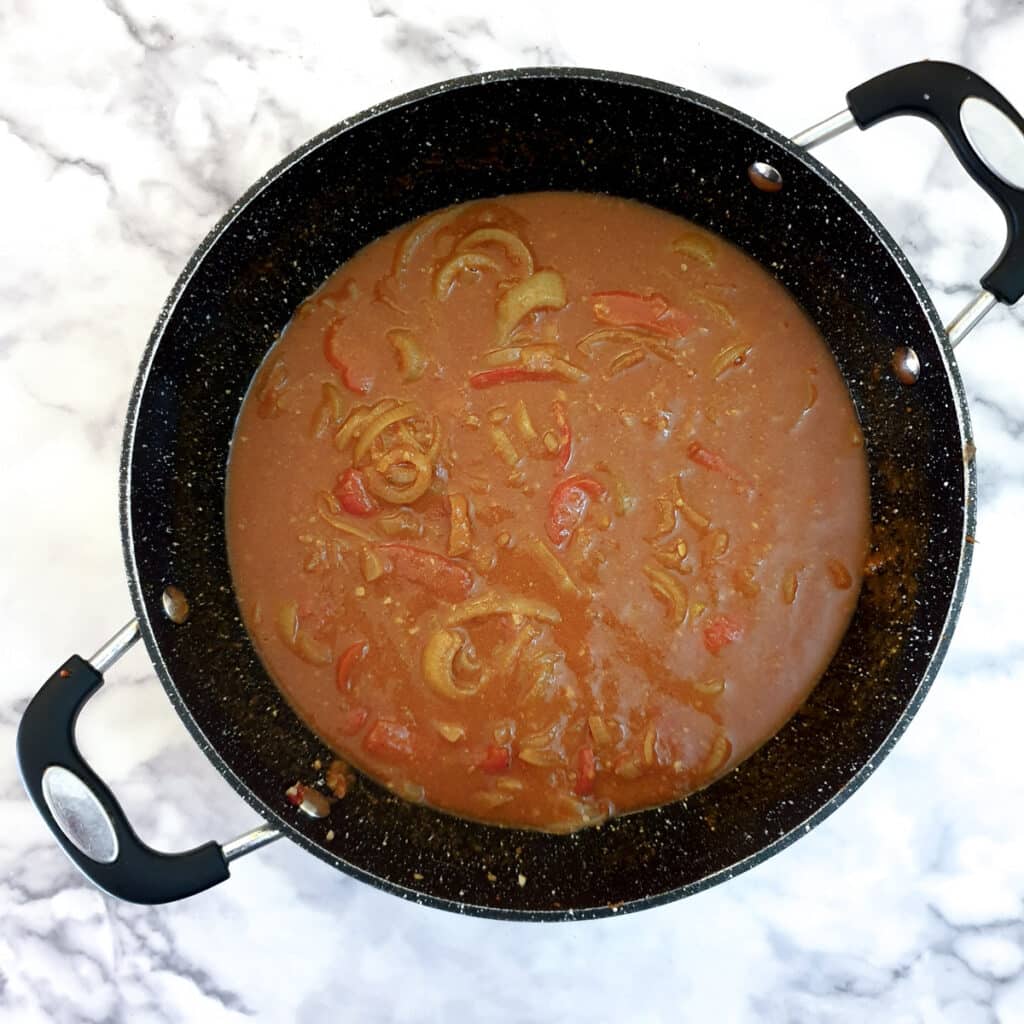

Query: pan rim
119 65 976 921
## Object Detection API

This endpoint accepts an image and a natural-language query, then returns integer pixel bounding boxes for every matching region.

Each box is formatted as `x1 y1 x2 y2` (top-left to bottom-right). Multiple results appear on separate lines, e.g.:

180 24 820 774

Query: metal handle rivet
892 346 921 385
748 162 783 192
162 586 190 624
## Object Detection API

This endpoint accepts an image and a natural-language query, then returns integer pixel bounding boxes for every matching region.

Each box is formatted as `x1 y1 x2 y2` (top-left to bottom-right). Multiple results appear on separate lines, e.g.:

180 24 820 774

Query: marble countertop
3 1 1023 1021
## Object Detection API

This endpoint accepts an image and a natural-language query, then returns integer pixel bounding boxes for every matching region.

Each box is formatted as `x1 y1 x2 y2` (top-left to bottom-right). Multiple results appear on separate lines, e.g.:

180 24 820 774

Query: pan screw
162 585 190 624
892 346 921 385
748 161 783 192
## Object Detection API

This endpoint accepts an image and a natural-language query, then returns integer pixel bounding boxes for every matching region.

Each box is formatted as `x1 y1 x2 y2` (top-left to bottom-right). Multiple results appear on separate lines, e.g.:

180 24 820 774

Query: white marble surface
2 0 1024 1020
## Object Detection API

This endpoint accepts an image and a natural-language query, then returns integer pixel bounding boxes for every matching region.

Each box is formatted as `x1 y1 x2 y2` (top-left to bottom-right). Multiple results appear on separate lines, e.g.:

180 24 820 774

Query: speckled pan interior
121 69 974 920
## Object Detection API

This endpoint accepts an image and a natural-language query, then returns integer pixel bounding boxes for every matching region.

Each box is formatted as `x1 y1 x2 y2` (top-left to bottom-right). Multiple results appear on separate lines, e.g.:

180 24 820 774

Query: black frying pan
17 60 1024 919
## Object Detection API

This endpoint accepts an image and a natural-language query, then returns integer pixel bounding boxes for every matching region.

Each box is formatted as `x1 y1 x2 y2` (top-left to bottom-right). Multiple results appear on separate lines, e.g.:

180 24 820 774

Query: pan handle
844 61 1024 308
16 621 280 904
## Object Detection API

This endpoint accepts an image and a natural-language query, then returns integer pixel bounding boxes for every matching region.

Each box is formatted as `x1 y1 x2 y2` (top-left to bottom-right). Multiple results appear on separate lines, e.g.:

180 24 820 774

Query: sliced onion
489 425 520 467
422 628 483 699
353 401 419 463
456 228 534 276
434 251 502 299
334 404 378 453
588 715 613 746
495 270 567 343
512 399 537 440
388 329 427 382
523 536 580 596
643 564 688 625
673 484 711 532
391 207 461 276
691 294 736 328
711 343 752 379
276 602 299 646
693 677 725 696
365 447 432 504
518 747 562 767
702 733 732 775
448 493 472 557
433 721 466 742
446 593 560 626
671 233 716 268
606 347 646 378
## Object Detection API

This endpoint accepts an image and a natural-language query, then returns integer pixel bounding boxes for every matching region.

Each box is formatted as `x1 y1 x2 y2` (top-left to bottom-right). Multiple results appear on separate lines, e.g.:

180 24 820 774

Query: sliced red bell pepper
552 399 572 473
378 543 473 602
592 290 692 339
686 440 749 488
323 323 373 394
703 614 743 655
469 367 562 389
335 640 369 693
574 745 596 796
546 475 606 547
334 468 377 516
478 745 511 774
364 719 413 758
339 706 369 736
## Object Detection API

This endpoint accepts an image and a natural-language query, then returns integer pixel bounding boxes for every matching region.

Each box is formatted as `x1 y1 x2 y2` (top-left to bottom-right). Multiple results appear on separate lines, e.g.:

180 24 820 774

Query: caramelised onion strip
711 343 751 379
448 493 472 556
365 447 433 504
388 329 427 382
523 536 580 596
352 401 419 463
606 347 646 377
576 327 656 355
691 294 736 328
456 228 535 276
315 491 376 542
671 233 716 268
391 207 462 276
434 252 502 299
276 601 332 665
495 270 567 344
577 326 685 367
422 628 485 699
643 564 688 625
310 380 346 439
334 399 397 453
513 399 537 440
446 593 561 627
480 342 561 368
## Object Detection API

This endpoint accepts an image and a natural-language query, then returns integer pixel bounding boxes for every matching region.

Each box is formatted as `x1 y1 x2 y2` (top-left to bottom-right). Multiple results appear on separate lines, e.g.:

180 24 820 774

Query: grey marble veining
1 0 1023 1021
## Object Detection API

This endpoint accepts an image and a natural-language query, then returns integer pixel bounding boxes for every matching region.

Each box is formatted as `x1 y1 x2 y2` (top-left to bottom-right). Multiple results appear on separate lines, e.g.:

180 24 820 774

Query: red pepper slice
339 706 369 736
334 468 377 516
686 440 749 488
364 719 413 758
478 745 511 774
703 614 743 655
574 746 596 796
378 543 474 602
546 475 605 548
469 367 561 389
592 290 692 339
552 399 572 473
335 641 369 693
323 323 373 394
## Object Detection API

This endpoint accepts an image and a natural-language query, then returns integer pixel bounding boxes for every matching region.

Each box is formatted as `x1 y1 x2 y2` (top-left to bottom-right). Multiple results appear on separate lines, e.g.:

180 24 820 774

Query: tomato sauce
226 192 870 832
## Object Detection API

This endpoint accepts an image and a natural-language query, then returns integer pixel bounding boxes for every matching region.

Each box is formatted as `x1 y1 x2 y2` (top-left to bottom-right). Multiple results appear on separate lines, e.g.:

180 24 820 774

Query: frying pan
16 60 1024 919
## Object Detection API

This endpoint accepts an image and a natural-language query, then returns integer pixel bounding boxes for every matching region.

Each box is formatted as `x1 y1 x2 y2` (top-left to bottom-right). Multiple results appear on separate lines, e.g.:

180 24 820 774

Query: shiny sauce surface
226 192 870 832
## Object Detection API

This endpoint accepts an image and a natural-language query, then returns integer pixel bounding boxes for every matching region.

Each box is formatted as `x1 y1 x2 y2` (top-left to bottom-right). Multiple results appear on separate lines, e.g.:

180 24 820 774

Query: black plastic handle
16 654 230 903
847 60 1024 305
